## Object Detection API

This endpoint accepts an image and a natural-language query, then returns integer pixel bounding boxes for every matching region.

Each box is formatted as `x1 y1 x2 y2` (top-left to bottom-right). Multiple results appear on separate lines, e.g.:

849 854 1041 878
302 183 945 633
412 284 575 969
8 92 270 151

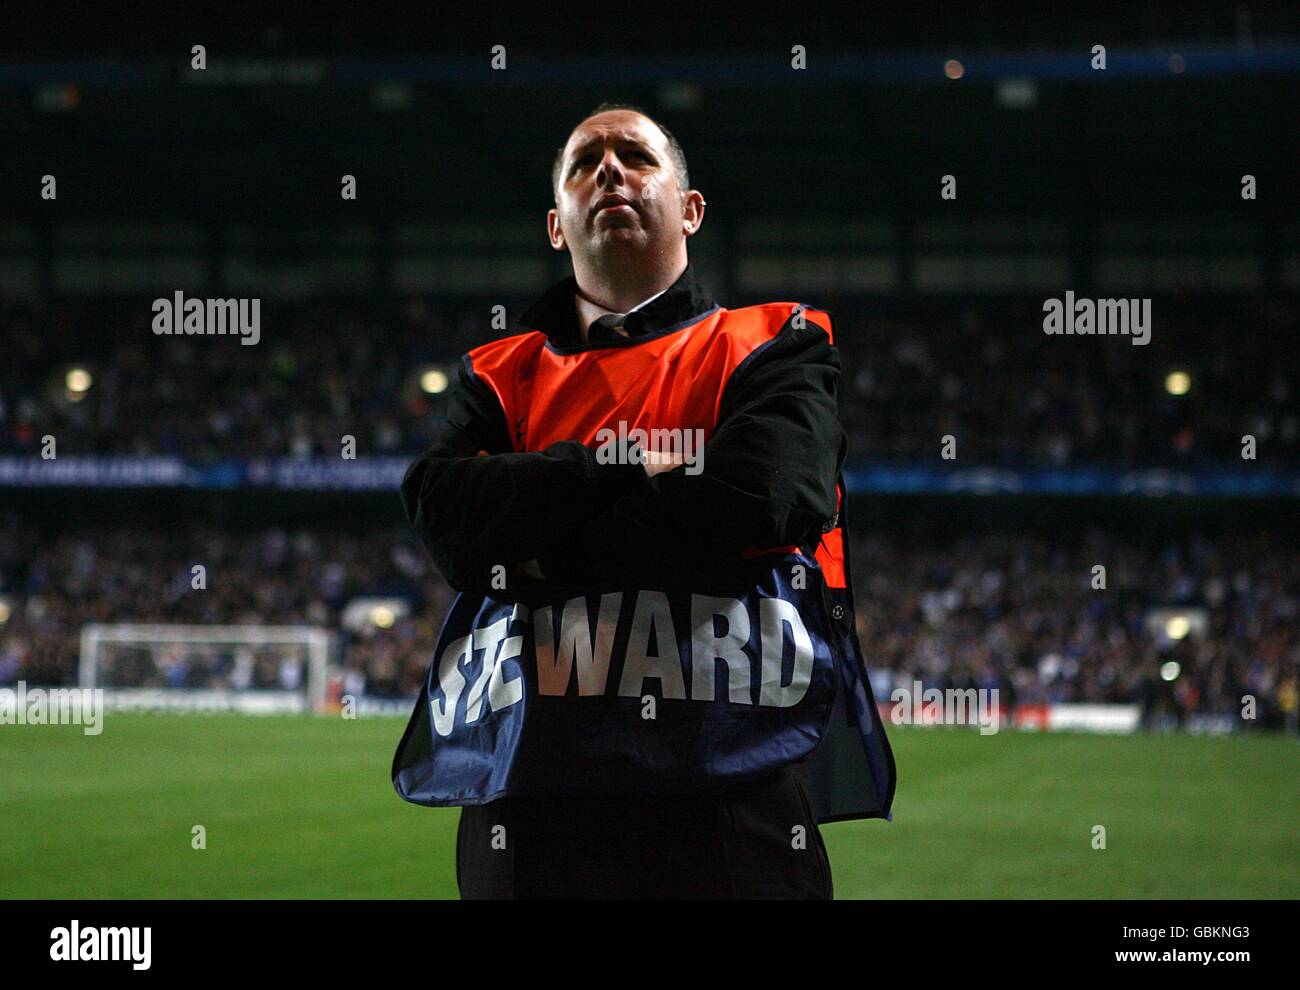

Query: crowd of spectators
852 529 1297 728
2 515 1294 730
3 294 1297 466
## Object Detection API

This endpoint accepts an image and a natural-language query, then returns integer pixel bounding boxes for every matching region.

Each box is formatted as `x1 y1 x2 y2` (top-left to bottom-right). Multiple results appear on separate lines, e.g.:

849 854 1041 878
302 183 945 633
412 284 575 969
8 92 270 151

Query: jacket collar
515 262 718 351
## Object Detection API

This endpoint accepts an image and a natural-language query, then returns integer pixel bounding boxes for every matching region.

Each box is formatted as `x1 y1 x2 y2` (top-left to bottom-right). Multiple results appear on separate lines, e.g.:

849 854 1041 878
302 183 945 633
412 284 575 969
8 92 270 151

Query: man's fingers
643 451 686 477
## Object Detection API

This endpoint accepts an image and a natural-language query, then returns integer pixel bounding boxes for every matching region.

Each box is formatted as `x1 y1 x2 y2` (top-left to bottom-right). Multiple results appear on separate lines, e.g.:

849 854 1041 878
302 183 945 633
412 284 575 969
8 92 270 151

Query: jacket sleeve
538 315 845 589
399 356 647 594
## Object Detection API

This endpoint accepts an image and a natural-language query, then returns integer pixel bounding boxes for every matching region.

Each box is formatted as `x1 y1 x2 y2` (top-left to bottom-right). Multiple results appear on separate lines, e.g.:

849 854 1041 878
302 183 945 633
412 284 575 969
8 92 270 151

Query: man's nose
595 150 625 187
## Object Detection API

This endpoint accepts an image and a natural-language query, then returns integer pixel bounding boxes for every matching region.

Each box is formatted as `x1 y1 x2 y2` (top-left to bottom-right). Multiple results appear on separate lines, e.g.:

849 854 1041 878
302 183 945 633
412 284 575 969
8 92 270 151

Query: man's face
548 110 692 260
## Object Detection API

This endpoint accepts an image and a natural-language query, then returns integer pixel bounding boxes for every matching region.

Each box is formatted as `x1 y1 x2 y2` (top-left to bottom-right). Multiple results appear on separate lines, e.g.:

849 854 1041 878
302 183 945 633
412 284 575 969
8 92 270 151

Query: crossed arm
399 318 845 596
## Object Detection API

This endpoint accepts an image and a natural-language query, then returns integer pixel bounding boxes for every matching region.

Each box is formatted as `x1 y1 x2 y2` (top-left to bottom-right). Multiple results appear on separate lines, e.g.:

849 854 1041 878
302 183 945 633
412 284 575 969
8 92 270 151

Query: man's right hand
643 450 685 477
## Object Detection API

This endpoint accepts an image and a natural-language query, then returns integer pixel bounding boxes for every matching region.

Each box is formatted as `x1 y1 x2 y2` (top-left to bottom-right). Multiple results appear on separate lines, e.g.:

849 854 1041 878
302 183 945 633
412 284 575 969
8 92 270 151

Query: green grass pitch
1 714 1296 899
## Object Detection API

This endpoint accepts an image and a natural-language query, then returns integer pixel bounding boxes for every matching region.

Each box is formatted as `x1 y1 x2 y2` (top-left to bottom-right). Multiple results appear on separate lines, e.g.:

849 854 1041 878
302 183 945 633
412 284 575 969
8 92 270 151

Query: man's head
547 103 705 279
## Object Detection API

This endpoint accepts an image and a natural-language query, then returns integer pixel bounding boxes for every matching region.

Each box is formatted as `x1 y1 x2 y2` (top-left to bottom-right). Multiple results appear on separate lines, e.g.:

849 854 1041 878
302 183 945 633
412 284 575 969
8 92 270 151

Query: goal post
79 623 334 714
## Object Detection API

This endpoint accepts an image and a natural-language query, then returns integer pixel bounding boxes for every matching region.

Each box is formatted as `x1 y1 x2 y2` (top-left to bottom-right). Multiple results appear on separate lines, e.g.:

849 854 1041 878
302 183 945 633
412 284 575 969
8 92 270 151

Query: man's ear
547 208 566 251
682 189 706 236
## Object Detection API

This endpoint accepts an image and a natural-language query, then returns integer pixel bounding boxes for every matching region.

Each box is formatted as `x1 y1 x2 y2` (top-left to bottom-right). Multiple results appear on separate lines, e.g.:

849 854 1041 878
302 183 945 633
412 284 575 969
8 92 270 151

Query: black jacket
399 263 846 596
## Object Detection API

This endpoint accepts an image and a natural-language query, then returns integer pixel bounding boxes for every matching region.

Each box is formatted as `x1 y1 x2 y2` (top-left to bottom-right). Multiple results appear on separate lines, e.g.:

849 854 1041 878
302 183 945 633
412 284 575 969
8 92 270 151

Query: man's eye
570 151 650 174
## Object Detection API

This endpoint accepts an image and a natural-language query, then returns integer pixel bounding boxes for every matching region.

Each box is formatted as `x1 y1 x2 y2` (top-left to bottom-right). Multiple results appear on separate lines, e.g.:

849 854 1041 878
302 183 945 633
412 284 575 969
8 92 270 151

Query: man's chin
591 228 646 249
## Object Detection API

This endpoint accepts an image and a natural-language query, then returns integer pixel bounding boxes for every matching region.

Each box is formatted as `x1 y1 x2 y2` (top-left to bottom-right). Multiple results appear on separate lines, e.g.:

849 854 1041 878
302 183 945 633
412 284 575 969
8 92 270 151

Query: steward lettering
429 590 815 736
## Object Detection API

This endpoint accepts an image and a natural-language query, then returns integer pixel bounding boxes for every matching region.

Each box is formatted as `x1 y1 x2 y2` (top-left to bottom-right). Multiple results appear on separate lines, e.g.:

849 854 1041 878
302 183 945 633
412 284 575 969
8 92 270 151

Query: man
394 102 895 898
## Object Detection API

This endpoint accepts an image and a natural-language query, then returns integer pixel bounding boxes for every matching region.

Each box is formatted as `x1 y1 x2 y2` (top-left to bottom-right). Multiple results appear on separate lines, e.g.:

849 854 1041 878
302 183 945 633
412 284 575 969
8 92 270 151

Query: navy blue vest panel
393 552 895 823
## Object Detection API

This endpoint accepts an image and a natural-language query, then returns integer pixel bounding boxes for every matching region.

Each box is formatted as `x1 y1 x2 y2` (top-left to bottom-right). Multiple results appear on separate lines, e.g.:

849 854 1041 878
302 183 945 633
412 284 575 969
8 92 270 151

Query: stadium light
1144 607 1207 643
66 367 93 394
1160 661 1181 682
1165 370 1191 396
340 597 410 633
420 367 449 394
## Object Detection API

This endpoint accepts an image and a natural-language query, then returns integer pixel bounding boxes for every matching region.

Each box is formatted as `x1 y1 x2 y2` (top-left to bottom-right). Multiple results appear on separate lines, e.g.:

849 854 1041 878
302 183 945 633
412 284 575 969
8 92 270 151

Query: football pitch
1 714 1296 899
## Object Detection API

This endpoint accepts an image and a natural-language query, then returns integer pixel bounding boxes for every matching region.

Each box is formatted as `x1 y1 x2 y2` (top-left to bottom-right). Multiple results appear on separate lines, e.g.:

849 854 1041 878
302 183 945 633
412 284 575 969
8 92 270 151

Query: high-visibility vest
393 302 896 823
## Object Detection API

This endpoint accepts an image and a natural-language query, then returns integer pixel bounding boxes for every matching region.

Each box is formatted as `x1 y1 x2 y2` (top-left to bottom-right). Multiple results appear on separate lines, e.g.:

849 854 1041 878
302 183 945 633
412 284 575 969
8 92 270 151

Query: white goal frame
79 623 333 713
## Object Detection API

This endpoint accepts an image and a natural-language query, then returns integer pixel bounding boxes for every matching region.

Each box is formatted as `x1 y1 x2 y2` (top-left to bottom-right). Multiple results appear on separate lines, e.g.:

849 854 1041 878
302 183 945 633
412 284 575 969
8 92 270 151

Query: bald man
397 102 894 898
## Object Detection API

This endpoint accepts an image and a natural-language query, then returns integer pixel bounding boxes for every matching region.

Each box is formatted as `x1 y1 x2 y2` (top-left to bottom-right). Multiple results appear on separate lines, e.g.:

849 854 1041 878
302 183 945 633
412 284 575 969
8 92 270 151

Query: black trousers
455 763 833 899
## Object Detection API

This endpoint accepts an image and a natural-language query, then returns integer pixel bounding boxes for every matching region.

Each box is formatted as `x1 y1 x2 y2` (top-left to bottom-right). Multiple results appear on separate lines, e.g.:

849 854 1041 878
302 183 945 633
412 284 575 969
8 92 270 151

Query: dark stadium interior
2 8 1298 740
1 3 1299 922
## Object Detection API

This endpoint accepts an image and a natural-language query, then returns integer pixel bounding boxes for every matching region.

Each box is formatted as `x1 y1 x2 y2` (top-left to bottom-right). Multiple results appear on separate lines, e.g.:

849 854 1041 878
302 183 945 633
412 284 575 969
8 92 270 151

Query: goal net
79 623 333 714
